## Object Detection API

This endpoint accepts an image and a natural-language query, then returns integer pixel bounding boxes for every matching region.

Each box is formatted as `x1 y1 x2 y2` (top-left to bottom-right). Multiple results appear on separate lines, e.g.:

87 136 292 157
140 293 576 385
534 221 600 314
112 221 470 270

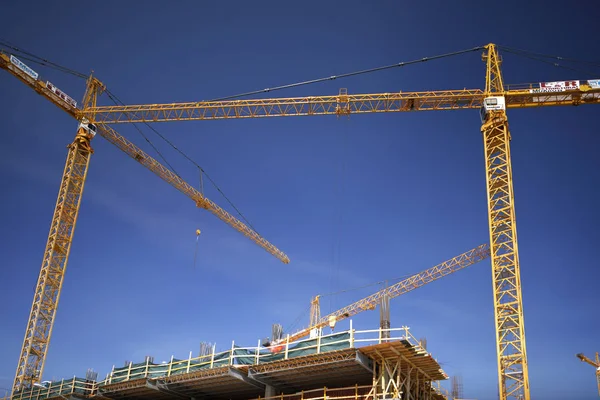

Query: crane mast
13 76 104 391
481 44 529 400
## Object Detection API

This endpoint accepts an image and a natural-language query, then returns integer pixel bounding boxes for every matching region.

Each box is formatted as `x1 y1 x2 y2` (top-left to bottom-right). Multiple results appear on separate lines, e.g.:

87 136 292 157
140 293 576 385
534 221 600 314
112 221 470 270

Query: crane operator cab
78 118 97 137
480 96 506 123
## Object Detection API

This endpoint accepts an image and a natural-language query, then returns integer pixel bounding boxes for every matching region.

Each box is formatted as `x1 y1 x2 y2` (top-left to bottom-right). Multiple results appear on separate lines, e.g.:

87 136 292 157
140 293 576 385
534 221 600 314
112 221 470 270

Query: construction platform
7 325 450 400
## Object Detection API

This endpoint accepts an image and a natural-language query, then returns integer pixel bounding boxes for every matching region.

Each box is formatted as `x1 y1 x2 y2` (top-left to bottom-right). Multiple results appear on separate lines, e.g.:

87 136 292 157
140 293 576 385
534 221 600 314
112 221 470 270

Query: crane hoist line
2 43 600 400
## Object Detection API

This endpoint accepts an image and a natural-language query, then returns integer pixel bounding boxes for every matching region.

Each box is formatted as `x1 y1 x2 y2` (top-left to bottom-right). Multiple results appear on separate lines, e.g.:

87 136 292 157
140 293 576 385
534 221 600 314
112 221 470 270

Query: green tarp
11 377 93 400
258 332 351 363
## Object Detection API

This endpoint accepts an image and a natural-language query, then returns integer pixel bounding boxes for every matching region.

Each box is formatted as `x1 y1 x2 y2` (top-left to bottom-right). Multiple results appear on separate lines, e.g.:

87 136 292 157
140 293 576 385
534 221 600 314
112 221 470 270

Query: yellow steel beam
482 43 529 400
84 87 600 124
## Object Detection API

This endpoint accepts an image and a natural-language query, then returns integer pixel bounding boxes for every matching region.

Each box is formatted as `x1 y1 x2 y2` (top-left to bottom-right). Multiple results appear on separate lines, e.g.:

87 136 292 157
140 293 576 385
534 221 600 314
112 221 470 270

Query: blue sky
0 1 599 399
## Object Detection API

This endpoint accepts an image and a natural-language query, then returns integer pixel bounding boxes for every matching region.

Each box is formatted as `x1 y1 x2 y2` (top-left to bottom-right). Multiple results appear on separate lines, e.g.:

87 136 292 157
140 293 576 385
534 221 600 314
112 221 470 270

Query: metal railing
9 377 95 400
5 324 445 400
99 323 431 385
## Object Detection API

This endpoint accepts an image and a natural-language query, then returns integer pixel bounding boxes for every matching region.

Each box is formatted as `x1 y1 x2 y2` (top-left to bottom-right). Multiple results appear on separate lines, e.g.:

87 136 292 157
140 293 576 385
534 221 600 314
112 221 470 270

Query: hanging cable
319 272 415 299
104 87 259 233
328 120 349 315
498 45 599 77
498 44 600 68
208 46 485 102
199 167 204 195
0 39 87 79
104 90 182 178
284 303 311 334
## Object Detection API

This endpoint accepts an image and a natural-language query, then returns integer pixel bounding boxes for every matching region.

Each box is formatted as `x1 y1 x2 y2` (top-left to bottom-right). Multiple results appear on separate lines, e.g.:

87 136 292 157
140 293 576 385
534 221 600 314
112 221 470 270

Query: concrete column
265 384 277 399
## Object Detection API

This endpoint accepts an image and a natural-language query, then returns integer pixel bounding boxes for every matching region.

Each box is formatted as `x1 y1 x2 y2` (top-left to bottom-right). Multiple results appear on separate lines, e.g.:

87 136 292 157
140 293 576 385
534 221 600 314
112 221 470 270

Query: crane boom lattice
285 243 491 344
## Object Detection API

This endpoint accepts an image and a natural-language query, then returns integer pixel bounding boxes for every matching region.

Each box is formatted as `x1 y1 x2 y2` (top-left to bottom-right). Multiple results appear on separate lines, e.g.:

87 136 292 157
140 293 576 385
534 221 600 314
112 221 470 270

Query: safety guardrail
6 324 440 400
9 377 95 400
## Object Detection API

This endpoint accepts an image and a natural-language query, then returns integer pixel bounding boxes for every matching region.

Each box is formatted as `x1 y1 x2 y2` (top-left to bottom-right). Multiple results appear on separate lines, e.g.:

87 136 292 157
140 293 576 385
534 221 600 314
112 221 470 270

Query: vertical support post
264 384 277 399
406 364 411 400
186 351 192 373
167 355 173 377
126 361 132 381
284 334 290 359
230 340 235 365
349 319 354 348
210 343 216 368
317 332 322 353
256 339 261 365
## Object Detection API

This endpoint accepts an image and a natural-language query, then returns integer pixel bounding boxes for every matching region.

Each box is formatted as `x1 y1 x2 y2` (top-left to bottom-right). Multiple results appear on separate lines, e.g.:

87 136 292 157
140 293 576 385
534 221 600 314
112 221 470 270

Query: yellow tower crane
0 52 289 395
291 244 490 343
3 43 600 400
80 44 600 400
576 352 600 396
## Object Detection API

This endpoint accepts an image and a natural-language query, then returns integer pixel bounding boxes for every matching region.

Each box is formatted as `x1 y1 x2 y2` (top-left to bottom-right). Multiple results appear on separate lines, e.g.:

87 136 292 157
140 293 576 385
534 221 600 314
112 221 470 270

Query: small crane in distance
576 352 600 396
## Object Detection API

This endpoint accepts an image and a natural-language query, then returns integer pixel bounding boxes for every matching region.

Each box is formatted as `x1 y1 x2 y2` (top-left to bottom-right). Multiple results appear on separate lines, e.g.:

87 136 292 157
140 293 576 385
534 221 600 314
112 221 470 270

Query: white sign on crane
530 80 580 93
10 55 38 80
588 79 600 89
46 81 77 108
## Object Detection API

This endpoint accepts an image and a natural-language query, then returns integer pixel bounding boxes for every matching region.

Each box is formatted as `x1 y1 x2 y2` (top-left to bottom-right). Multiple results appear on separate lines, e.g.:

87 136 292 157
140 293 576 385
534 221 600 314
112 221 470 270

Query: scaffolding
6 324 450 400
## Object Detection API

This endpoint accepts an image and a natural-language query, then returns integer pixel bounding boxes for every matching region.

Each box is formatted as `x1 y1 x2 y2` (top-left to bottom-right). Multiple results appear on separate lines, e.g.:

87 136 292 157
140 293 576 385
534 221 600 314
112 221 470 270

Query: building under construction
8 325 449 400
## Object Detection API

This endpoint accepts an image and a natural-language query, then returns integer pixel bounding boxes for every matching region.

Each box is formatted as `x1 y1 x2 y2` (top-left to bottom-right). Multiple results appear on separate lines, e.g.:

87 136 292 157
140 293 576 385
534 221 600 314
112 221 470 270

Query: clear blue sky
0 1 598 399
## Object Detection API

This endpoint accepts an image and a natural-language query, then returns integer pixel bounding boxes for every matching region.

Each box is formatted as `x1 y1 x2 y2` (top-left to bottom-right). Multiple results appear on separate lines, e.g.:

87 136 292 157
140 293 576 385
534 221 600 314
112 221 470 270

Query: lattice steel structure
481 44 529 400
12 76 104 390
287 244 490 343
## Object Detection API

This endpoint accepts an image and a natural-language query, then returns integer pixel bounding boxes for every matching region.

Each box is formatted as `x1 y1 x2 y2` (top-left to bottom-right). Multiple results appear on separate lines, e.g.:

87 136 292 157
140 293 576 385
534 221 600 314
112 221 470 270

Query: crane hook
193 228 202 269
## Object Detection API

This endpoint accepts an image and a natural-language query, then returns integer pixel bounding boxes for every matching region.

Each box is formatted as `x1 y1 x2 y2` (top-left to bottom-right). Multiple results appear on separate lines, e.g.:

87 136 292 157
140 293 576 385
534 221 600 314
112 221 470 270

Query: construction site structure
576 352 600 396
6 324 450 400
2 43 600 400
451 375 463 400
